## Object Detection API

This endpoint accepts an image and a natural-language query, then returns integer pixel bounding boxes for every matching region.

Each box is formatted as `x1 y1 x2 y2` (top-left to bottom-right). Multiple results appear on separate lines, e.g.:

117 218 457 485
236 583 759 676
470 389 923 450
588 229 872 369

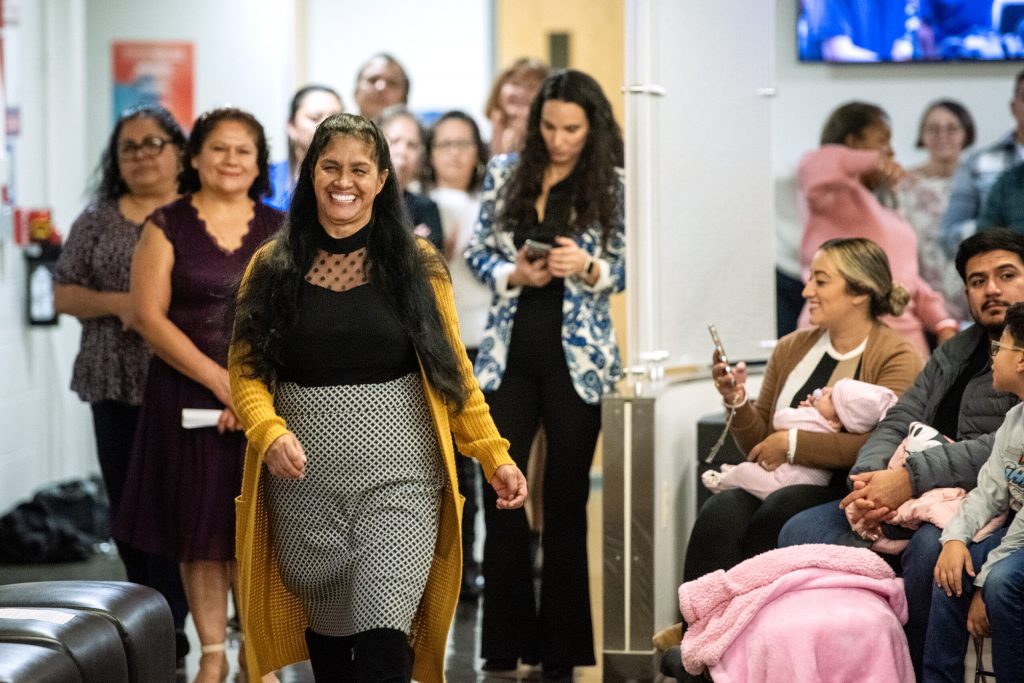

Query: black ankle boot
352 628 412 682
305 628 354 682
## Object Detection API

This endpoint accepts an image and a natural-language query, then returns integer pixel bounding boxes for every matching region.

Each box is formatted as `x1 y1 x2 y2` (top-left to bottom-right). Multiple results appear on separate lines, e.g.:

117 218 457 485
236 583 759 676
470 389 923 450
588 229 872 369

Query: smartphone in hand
708 323 729 369
524 239 552 262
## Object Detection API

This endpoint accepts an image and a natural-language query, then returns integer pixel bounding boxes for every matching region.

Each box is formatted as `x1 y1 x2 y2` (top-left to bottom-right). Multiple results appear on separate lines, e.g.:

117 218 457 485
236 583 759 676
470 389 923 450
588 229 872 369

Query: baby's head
817 379 899 434
811 387 841 429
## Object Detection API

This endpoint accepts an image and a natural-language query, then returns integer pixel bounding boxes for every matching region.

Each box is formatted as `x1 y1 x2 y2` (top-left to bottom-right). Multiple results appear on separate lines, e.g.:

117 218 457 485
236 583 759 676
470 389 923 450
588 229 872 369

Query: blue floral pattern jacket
464 154 626 405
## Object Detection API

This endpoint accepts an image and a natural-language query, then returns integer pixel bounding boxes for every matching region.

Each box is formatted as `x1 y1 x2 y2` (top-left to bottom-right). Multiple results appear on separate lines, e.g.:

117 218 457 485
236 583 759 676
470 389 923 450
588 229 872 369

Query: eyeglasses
990 339 1024 357
433 140 476 153
922 124 963 137
117 136 172 159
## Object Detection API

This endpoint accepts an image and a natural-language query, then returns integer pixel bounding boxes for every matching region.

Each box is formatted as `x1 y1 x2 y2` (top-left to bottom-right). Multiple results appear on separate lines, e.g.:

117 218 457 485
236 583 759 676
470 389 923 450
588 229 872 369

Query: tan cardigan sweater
229 241 514 682
730 324 923 469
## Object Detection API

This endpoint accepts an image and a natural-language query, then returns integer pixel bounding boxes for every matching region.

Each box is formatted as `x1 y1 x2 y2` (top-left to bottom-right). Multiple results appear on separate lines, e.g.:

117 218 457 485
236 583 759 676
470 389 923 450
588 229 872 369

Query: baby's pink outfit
704 379 898 500
845 422 1007 553
676 545 913 682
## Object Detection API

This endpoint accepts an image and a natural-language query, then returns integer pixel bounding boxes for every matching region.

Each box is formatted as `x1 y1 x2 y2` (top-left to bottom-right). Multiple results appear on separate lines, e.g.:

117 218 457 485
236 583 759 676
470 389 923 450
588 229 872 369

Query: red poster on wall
112 41 194 130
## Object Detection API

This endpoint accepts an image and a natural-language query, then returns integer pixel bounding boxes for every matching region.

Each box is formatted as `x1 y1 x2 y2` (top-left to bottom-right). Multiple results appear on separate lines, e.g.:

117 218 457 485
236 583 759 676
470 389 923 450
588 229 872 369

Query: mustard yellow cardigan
229 241 514 682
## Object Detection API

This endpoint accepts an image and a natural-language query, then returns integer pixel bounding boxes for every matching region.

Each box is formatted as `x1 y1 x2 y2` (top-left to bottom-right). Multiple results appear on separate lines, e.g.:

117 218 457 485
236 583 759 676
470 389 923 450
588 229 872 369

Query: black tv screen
798 0 1024 62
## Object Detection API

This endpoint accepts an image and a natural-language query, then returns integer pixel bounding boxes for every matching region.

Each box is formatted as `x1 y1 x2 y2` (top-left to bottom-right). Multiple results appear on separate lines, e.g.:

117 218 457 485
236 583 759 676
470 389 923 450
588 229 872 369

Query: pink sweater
798 145 954 358
678 545 911 680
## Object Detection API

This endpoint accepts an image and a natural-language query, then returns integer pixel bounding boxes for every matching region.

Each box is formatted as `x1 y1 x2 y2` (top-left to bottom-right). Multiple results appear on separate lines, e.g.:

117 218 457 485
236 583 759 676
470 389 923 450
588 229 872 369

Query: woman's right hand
264 432 307 479
508 246 553 288
712 351 747 404
934 540 973 597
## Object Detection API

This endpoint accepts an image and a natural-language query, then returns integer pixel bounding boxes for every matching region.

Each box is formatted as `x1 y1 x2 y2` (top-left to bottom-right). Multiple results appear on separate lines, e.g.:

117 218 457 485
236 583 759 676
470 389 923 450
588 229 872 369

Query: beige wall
496 0 625 124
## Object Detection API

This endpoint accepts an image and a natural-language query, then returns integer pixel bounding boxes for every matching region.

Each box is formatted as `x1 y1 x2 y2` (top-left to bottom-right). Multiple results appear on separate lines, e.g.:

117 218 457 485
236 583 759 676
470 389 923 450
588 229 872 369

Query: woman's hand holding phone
509 245 554 288
712 350 747 405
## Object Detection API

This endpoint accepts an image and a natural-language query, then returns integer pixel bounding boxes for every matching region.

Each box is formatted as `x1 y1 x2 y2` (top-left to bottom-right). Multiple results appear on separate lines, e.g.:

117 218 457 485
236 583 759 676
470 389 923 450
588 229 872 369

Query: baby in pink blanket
703 378 898 500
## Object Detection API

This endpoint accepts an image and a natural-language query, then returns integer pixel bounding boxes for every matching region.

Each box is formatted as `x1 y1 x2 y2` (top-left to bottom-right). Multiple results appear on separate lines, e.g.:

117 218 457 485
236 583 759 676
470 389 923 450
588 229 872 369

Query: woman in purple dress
114 107 284 683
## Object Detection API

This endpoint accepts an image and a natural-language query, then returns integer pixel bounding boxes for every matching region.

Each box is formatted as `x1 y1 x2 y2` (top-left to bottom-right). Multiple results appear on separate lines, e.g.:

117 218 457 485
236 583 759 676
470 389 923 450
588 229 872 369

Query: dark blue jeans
780 502 942 682
922 529 1024 683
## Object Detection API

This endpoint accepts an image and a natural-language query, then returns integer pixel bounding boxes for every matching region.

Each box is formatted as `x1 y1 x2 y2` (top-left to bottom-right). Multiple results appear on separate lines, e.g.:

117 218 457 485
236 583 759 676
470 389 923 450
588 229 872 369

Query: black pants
480 327 600 668
91 400 189 633
682 477 849 584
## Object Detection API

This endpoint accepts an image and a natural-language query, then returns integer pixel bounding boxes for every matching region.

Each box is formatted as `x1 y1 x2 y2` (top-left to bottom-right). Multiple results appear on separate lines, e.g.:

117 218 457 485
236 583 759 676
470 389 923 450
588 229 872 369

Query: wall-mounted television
799 1 1024 62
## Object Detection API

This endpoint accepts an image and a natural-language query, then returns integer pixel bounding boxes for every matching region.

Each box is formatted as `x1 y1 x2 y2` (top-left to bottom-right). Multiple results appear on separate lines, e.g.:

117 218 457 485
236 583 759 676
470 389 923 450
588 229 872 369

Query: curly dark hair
178 107 271 200
94 104 186 201
498 69 623 246
229 113 468 410
421 110 488 193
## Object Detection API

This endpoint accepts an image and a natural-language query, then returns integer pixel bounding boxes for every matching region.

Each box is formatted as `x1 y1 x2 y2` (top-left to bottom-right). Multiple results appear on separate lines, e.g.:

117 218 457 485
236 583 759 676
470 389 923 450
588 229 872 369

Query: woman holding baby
684 237 925 581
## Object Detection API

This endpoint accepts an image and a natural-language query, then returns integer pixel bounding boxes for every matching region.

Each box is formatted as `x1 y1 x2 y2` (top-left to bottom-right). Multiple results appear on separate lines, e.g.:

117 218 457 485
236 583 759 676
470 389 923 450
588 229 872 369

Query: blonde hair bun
887 282 911 317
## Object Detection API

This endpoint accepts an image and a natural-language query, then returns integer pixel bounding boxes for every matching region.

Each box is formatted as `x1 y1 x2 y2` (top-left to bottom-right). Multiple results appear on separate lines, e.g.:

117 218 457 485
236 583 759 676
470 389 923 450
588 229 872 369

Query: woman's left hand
489 464 528 509
747 431 789 472
546 236 590 279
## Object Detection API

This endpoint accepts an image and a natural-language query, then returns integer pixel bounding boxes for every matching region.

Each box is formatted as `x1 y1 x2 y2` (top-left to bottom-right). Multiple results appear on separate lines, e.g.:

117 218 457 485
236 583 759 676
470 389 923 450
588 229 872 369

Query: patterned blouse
897 171 968 321
52 199 151 405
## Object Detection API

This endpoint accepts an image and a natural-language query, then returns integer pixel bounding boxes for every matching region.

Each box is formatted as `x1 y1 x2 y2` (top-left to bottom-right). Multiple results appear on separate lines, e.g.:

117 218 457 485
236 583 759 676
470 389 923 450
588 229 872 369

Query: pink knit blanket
678 545 910 678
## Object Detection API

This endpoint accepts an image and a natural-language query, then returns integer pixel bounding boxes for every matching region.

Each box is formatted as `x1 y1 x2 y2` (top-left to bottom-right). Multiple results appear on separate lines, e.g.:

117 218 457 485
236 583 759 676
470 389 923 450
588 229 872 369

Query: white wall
0 0 94 509
305 0 493 128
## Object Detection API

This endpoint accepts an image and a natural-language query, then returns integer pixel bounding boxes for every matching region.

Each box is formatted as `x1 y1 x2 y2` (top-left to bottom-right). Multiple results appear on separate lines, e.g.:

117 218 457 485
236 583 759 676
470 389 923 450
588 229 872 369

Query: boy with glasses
925 302 1024 682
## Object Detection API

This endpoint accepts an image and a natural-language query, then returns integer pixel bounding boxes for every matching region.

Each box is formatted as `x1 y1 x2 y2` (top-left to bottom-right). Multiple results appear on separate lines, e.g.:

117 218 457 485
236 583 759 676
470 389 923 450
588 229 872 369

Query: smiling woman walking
229 113 526 683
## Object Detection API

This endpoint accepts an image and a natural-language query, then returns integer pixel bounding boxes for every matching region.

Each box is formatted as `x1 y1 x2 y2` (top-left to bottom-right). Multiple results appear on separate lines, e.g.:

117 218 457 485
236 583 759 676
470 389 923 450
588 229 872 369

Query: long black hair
179 107 272 200
498 69 623 246
94 104 186 201
230 113 468 410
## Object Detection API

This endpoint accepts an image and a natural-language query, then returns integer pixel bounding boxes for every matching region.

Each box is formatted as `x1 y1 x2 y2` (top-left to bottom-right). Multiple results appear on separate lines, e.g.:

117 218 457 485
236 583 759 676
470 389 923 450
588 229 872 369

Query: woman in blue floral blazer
465 69 625 679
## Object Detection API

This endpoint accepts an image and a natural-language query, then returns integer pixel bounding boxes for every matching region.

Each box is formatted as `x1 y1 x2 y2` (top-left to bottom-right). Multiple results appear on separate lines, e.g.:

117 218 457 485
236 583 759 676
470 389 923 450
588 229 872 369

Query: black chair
0 642 82 682
0 580 174 682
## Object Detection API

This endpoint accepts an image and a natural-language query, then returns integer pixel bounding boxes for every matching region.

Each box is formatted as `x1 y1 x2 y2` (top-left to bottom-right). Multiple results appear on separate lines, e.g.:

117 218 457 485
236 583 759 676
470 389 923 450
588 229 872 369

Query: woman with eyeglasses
897 100 976 323
53 104 192 667
112 107 284 683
